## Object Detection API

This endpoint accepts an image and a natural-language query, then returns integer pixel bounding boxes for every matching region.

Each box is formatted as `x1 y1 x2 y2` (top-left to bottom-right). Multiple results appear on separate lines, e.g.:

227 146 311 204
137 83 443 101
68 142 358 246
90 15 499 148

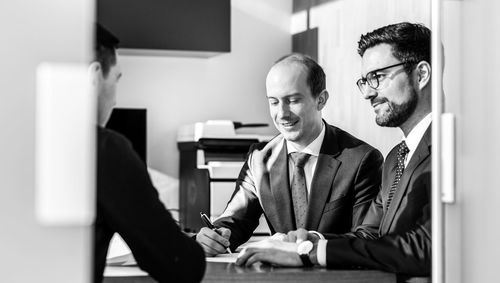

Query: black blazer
95 127 205 283
324 126 432 280
215 122 383 250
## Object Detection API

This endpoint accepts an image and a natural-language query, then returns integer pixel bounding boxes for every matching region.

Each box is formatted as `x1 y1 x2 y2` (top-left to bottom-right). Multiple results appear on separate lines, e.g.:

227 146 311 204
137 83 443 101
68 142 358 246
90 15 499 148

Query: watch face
297 240 313 255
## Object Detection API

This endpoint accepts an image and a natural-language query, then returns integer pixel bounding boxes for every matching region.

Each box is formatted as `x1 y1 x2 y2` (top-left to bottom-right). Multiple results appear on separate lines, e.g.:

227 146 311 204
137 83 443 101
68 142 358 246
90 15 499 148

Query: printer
177 120 272 233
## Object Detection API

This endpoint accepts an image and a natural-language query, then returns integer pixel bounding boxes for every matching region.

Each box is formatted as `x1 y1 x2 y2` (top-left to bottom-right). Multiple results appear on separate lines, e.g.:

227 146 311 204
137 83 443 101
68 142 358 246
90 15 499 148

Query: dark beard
375 89 418 127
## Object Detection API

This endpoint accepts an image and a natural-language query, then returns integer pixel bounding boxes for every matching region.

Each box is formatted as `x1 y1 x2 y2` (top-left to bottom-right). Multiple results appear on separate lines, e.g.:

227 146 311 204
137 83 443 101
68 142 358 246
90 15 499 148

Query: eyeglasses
356 61 414 94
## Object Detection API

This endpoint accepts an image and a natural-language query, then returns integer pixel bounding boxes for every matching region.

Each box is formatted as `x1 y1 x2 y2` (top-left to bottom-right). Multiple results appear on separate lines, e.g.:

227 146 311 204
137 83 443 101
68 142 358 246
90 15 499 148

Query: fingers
196 227 231 256
216 227 231 240
244 252 267 267
295 228 309 243
236 247 302 267
285 230 297 243
270 232 286 241
236 247 267 267
284 228 309 243
260 136 281 153
253 136 281 162
236 247 249 265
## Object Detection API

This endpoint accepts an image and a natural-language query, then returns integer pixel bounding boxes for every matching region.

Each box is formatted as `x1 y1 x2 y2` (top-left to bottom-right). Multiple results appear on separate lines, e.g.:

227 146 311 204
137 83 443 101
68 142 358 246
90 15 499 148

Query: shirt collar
286 122 325 157
404 113 432 153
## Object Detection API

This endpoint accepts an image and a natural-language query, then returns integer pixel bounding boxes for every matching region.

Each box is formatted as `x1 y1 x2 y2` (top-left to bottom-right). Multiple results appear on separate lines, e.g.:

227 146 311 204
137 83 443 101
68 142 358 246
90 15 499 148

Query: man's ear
88 62 102 87
317 90 329 111
415 61 431 90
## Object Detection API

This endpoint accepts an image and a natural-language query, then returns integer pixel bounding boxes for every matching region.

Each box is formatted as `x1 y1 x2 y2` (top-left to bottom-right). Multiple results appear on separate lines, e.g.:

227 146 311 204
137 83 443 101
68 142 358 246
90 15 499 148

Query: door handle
441 113 456 204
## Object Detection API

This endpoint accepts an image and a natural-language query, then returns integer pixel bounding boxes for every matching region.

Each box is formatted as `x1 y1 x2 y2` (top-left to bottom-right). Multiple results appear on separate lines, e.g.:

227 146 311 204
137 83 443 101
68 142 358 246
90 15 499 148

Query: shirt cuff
317 239 328 267
308 230 325 240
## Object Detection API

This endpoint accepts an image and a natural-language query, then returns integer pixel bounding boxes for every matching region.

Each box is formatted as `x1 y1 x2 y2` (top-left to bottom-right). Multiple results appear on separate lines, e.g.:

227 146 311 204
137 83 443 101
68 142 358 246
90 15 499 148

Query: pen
200 212 232 254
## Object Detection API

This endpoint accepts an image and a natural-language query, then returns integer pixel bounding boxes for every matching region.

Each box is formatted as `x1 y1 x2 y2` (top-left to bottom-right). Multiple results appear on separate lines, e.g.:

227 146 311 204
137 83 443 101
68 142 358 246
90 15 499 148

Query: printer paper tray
201 161 244 179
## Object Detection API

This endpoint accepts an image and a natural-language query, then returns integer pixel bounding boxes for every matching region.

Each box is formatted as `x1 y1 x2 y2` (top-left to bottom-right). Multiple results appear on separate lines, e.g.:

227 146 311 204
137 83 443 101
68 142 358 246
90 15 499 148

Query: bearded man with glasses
236 22 434 283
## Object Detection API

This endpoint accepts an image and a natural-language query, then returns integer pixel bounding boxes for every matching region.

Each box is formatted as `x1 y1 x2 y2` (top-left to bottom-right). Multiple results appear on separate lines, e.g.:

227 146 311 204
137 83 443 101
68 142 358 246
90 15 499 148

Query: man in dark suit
93 24 205 283
236 22 433 282
196 54 383 255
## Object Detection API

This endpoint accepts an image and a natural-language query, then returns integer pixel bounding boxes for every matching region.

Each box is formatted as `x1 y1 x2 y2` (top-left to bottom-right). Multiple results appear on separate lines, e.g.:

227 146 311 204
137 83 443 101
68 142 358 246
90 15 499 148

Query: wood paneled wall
294 0 432 156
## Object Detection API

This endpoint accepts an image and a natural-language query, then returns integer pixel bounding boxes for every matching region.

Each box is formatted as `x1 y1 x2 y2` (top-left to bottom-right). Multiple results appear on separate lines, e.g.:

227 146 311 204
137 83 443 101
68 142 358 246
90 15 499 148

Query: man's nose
276 103 290 118
362 87 377 101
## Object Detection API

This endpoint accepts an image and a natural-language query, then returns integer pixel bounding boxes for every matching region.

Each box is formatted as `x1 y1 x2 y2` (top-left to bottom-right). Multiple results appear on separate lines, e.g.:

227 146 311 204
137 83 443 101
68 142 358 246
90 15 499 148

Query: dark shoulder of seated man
95 127 206 283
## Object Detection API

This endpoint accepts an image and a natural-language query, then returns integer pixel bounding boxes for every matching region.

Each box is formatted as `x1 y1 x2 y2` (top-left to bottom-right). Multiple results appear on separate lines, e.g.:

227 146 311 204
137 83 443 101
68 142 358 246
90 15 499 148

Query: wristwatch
297 240 314 267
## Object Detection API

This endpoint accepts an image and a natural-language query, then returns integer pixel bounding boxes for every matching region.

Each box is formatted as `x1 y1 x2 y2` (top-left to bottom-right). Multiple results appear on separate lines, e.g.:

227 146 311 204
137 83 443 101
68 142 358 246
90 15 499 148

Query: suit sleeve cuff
317 239 328 267
308 230 325 240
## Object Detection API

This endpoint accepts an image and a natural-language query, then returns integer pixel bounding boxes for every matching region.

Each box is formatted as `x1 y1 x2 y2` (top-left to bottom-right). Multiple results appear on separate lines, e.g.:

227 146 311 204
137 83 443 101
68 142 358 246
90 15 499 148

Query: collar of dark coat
380 124 432 234
319 120 341 157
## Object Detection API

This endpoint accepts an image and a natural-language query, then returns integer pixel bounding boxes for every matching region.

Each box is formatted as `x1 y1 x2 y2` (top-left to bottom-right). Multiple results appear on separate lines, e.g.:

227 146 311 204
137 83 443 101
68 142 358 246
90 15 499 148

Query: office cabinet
177 139 254 232
97 0 230 56
177 121 271 233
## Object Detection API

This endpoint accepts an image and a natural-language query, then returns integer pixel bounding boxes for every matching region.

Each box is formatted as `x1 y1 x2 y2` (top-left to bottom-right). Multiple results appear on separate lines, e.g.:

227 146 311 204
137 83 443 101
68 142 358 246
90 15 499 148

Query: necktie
386 141 410 210
289 152 311 229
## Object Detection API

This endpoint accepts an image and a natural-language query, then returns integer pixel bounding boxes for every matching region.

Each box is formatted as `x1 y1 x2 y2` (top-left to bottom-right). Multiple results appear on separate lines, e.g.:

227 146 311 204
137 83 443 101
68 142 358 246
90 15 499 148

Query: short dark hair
357 22 431 73
95 23 120 77
274 53 326 98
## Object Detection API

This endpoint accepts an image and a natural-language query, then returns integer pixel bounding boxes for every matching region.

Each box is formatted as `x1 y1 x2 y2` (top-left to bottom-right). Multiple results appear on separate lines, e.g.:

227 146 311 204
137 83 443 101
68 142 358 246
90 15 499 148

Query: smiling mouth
279 120 298 128
371 99 387 109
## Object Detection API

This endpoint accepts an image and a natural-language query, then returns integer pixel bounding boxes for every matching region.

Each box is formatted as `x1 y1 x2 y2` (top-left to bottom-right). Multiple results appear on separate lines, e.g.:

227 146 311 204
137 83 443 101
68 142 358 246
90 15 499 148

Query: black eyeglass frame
356 61 416 93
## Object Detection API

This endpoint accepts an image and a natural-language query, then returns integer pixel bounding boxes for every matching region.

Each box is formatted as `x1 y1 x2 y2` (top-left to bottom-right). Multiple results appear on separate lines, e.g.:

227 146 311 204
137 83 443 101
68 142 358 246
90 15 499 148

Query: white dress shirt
403 113 432 167
316 113 432 267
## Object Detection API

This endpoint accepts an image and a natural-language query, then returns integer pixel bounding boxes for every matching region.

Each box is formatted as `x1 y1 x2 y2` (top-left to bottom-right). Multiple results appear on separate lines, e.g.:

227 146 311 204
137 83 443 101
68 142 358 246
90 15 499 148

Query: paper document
206 253 238 263
104 266 147 277
108 252 238 265
106 235 271 266
107 253 137 266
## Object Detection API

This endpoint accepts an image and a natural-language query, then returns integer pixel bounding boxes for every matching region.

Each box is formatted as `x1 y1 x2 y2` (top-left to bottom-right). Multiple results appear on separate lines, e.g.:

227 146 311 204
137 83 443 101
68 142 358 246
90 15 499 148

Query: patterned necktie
386 141 410 210
289 152 311 229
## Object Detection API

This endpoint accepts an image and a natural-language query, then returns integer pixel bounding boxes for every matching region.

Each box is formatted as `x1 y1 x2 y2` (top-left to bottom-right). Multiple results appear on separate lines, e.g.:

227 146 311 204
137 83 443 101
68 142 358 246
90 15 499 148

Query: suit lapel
306 124 341 230
380 126 432 233
268 140 295 231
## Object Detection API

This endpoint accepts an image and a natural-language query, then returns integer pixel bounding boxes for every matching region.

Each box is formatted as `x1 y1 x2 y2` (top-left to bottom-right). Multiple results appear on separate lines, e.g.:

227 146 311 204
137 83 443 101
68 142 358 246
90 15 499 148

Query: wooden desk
104 262 396 283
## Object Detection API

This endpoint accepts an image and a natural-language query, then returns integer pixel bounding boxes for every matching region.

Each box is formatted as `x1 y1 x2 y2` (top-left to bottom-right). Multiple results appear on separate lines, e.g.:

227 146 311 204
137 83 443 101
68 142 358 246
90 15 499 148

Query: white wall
116 0 291 178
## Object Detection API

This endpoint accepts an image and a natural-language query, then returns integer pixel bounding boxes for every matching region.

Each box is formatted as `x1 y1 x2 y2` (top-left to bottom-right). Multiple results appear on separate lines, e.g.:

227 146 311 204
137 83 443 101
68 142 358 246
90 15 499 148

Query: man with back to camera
196 53 384 256
92 23 205 283
236 22 434 282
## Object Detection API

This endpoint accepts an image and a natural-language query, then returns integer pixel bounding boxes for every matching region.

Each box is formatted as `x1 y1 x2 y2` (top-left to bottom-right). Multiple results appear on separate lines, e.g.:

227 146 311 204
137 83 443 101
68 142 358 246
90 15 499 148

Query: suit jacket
324 125 432 280
95 127 205 283
214 122 383 250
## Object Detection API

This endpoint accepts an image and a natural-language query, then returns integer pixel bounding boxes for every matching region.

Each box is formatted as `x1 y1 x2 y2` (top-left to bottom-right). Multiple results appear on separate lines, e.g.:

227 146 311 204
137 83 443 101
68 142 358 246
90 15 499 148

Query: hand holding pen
196 212 232 256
